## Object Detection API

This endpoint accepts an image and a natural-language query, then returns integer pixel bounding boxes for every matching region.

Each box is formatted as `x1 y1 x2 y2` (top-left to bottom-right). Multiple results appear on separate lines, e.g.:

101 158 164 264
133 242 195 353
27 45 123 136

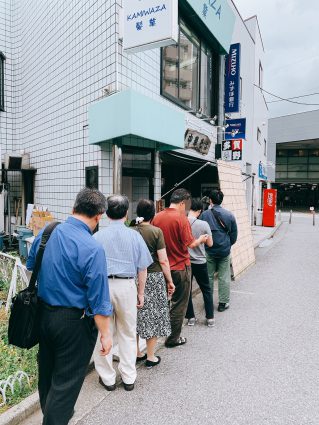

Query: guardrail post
289 210 292 224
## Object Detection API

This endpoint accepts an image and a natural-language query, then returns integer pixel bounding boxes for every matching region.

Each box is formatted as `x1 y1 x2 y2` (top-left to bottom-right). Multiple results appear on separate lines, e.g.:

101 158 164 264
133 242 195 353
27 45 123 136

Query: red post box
263 189 277 227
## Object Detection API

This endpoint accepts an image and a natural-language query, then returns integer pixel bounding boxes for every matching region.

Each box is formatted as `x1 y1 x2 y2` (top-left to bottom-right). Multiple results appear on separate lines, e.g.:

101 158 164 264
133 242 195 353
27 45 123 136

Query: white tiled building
0 0 268 228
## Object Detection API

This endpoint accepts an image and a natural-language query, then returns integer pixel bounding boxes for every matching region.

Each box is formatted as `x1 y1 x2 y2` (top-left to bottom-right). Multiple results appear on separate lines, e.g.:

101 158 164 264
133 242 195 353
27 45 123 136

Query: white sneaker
207 318 215 328
187 318 196 326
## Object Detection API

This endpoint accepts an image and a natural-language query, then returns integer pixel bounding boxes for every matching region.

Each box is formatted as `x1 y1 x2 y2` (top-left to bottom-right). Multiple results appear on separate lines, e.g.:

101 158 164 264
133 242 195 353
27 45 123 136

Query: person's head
73 188 107 231
106 195 129 221
189 199 203 218
209 189 224 206
169 188 192 213
136 199 155 223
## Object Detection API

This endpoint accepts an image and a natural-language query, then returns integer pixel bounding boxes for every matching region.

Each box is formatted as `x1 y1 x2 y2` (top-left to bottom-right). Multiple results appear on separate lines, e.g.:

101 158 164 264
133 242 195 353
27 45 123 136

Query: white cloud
233 0 319 117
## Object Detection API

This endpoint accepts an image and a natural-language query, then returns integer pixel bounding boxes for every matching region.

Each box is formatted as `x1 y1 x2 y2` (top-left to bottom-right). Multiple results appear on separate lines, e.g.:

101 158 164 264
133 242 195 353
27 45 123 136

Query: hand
137 294 144 309
199 234 208 244
99 333 112 356
167 281 175 296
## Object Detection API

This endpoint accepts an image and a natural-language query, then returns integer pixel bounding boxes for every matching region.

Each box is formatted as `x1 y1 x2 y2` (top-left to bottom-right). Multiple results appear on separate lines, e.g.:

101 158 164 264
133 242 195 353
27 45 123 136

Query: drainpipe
113 144 122 194
217 55 226 145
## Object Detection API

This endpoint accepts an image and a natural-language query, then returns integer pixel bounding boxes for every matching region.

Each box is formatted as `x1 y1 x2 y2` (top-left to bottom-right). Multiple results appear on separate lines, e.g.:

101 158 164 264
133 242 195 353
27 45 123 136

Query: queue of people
27 187 238 425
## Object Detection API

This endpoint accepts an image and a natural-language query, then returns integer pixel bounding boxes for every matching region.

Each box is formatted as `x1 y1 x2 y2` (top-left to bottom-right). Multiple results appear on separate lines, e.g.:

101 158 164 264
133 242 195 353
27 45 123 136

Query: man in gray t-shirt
186 199 215 327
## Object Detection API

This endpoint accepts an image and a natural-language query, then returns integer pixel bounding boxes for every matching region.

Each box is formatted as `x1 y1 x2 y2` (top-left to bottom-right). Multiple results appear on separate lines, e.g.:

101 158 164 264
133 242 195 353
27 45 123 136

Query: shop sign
184 0 235 53
225 118 246 140
185 129 212 156
258 161 267 180
225 43 241 113
123 0 178 53
221 139 242 161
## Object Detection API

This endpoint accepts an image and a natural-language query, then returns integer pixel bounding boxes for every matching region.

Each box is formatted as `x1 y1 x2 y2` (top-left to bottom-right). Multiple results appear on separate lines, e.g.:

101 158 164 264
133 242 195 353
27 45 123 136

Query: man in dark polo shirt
153 188 208 347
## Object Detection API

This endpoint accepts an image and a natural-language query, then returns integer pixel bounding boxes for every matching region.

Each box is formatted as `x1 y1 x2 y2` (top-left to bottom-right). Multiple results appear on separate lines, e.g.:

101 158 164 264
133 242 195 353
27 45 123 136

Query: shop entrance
122 147 154 220
160 152 219 206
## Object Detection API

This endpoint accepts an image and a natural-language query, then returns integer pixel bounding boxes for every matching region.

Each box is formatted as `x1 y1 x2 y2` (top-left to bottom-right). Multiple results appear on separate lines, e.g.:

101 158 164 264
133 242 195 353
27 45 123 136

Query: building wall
0 0 268 224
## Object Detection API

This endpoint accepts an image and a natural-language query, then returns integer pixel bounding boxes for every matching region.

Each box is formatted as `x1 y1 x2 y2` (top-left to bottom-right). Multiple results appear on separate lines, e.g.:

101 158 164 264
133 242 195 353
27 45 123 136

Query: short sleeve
156 228 166 251
180 216 195 247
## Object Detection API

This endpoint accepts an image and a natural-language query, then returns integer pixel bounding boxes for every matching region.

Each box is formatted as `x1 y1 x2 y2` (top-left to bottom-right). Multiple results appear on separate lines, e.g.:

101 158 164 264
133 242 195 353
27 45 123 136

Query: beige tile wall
217 160 255 278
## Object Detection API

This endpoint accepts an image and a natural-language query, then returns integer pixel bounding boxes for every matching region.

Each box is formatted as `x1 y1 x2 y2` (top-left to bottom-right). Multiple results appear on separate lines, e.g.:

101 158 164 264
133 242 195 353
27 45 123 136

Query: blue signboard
225 118 246 140
258 161 267 180
225 43 241 113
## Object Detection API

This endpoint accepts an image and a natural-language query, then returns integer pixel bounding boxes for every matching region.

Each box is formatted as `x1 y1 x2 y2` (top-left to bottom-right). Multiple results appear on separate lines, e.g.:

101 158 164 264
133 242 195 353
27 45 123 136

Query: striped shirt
94 221 153 277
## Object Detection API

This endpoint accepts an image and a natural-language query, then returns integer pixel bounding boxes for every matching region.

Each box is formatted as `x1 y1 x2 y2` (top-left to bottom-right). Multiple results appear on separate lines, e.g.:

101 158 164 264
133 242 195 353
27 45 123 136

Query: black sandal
145 356 161 369
136 354 147 362
165 337 187 348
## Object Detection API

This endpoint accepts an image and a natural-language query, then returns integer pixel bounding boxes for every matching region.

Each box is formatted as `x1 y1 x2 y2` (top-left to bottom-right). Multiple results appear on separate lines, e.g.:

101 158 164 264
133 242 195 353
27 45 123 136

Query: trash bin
17 227 34 258
0 232 5 251
256 209 263 226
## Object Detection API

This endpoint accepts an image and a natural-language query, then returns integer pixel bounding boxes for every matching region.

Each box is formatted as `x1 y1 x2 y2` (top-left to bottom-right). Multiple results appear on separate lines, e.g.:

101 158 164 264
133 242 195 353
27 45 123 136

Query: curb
253 221 282 249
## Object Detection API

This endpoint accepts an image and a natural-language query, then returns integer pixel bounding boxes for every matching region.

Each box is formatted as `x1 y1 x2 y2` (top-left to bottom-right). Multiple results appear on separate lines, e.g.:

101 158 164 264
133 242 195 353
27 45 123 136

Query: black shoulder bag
211 208 230 235
8 222 60 349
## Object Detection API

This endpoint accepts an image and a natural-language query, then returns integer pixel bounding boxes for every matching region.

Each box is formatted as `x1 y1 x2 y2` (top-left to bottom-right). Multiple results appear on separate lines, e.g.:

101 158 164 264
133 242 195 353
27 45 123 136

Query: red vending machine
263 189 277 227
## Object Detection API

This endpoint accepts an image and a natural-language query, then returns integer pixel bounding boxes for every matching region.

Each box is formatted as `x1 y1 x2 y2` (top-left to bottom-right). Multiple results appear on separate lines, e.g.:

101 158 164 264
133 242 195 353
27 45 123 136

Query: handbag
8 222 60 349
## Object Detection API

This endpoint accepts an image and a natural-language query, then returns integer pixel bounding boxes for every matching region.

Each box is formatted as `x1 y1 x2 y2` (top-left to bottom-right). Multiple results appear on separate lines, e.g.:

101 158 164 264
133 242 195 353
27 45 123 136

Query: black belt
108 275 135 279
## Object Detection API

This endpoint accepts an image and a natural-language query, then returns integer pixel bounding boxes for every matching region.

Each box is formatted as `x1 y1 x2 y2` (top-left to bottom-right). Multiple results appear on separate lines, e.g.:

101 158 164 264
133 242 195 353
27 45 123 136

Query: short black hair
136 199 155 222
73 188 107 218
106 195 129 219
209 189 224 205
190 199 203 212
170 188 191 204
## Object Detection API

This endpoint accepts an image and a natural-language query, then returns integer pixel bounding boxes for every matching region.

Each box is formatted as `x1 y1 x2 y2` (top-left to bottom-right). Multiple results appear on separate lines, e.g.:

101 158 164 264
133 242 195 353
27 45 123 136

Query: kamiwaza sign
123 0 178 53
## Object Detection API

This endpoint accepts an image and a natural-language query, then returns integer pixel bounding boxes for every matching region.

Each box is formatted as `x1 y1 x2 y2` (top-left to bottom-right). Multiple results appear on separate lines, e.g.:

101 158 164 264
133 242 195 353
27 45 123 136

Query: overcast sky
234 0 319 118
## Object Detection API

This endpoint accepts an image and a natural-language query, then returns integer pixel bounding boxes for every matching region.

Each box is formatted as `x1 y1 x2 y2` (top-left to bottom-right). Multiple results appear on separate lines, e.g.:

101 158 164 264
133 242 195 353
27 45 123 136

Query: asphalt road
76 214 319 425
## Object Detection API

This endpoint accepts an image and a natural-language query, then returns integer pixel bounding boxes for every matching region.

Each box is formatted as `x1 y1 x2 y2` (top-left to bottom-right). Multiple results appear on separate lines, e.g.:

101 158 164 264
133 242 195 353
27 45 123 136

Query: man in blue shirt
27 188 113 425
93 195 152 392
201 190 238 313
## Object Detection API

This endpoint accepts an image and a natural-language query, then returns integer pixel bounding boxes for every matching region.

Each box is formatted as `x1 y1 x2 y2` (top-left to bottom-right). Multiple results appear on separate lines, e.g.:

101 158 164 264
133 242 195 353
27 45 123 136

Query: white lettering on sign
267 193 273 207
230 48 237 76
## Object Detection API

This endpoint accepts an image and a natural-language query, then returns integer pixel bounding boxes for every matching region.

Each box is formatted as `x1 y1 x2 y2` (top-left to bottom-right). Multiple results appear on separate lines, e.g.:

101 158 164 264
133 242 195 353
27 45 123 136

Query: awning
88 89 185 151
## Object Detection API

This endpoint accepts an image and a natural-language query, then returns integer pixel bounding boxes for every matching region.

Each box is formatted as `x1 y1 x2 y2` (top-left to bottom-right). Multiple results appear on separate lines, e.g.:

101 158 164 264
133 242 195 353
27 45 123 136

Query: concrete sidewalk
1 222 283 425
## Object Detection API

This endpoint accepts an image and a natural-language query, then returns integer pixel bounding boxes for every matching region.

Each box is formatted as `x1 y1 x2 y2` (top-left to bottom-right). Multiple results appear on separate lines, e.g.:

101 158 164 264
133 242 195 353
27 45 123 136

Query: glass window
288 164 307 172
287 171 307 179
308 172 319 179
0 52 5 112
277 150 288 157
288 157 308 164
277 157 288 165
308 164 319 171
309 150 319 157
276 164 288 172
200 43 212 117
162 20 216 116
289 149 307 157
179 21 200 110
276 172 288 179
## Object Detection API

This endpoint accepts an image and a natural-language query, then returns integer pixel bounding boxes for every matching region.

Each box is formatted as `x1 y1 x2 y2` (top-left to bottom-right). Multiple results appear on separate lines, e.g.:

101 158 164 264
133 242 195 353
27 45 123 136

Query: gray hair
73 188 107 218
106 195 129 219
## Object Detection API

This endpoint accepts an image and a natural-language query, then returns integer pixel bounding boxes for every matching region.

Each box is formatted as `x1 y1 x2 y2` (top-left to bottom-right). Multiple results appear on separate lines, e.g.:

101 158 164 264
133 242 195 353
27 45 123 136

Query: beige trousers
94 278 137 385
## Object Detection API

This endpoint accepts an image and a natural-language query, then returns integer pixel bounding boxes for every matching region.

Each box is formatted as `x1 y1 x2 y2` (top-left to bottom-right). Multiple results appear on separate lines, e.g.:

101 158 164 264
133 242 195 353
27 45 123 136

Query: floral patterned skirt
137 272 171 340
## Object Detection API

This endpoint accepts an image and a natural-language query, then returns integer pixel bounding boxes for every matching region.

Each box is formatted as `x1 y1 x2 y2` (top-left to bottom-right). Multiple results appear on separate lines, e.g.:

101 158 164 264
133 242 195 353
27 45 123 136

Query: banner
225 43 241 113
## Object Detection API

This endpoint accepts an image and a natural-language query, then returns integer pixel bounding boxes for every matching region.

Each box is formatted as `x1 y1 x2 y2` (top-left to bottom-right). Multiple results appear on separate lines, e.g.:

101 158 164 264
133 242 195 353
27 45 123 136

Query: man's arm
181 217 208 249
84 247 113 356
135 235 153 309
188 234 208 248
26 229 44 271
94 315 112 356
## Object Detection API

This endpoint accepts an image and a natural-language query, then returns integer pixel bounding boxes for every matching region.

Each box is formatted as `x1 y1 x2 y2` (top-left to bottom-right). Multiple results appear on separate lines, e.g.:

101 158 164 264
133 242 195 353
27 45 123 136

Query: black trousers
38 303 98 425
186 262 214 320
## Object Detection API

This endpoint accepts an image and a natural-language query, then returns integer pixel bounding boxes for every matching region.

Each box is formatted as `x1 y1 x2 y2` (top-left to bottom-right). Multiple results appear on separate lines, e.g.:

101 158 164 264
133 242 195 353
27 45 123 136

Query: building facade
0 0 268 228
268 110 319 210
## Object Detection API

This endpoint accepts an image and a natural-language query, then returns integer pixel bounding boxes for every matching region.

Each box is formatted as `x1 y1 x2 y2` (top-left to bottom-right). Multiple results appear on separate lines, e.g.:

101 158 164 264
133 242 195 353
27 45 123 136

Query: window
0 52 5 112
257 128 261 144
258 61 263 88
162 19 217 117
85 166 98 189
264 139 267 156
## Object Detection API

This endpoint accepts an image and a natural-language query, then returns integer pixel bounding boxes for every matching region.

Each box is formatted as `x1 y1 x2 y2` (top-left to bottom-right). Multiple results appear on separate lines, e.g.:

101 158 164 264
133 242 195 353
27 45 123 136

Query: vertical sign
225 43 241 113
222 139 242 161
123 0 178 53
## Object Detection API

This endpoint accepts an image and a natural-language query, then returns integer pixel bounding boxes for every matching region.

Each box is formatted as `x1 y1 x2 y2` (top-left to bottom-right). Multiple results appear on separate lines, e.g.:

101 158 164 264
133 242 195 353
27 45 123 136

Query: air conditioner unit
4 152 30 170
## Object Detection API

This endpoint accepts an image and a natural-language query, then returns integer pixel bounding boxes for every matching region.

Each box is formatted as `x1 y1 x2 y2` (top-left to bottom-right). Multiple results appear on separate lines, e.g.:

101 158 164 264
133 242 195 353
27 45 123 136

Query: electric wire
254 84 319 106
267 92 319 104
